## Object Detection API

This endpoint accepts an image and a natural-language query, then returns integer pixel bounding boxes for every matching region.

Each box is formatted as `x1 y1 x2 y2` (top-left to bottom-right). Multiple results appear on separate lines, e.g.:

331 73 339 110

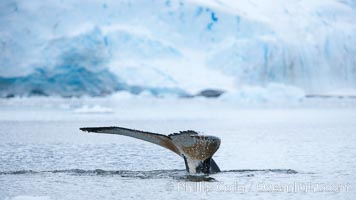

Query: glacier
0 0 355 97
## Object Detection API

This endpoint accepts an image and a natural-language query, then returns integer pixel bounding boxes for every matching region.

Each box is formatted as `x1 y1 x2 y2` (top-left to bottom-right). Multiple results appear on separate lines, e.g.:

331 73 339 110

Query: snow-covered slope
0 0 355 97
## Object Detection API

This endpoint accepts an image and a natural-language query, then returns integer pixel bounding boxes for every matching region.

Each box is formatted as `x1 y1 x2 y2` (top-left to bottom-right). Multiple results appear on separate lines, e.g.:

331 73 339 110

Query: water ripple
0 168 297 180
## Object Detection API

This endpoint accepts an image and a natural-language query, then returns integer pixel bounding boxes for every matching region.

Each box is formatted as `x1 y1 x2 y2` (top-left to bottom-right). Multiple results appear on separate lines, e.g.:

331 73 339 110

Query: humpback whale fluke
80 126 221 174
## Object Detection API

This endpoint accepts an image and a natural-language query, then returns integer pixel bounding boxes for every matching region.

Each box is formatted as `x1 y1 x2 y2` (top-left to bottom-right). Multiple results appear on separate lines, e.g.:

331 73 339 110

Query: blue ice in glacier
0 27 185 97
0 0 355 97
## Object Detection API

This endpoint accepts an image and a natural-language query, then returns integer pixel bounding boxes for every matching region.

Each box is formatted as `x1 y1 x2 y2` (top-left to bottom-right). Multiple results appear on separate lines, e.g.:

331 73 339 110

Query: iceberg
0 27 187 97
0 0 355 98
0 66 123 98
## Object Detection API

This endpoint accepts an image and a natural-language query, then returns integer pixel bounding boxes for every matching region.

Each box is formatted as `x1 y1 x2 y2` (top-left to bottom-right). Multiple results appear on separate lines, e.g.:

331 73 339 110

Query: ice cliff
0 0 355 97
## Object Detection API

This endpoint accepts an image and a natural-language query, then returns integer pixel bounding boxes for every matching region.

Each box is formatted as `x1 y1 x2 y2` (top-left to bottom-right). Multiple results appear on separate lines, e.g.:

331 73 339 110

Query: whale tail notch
80 126 221 174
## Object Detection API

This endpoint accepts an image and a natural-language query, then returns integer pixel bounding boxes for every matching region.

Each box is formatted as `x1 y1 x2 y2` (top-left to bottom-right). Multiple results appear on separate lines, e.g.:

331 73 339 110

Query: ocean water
0 98 356 200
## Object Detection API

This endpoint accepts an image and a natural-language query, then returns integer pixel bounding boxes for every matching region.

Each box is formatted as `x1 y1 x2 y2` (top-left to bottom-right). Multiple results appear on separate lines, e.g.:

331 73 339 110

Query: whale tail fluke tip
80 127 96 132
80 127 111 133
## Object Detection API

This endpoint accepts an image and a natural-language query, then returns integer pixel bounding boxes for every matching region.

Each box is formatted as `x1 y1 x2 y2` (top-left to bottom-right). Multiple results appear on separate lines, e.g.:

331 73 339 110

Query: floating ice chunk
325 88 356 96
109 91 137 100
73 105 114 114
220 83 305 104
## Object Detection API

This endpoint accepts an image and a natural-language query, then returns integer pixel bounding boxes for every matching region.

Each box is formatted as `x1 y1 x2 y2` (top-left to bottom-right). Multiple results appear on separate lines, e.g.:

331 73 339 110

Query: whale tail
80 126 221 174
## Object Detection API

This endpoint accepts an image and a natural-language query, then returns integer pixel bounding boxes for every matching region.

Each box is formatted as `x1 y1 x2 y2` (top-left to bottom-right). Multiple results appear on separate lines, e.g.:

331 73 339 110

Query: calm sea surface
0 98 355 200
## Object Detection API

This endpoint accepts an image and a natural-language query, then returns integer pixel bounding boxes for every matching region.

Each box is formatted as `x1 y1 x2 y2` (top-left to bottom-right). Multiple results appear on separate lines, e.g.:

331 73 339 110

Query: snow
0 0 355 97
